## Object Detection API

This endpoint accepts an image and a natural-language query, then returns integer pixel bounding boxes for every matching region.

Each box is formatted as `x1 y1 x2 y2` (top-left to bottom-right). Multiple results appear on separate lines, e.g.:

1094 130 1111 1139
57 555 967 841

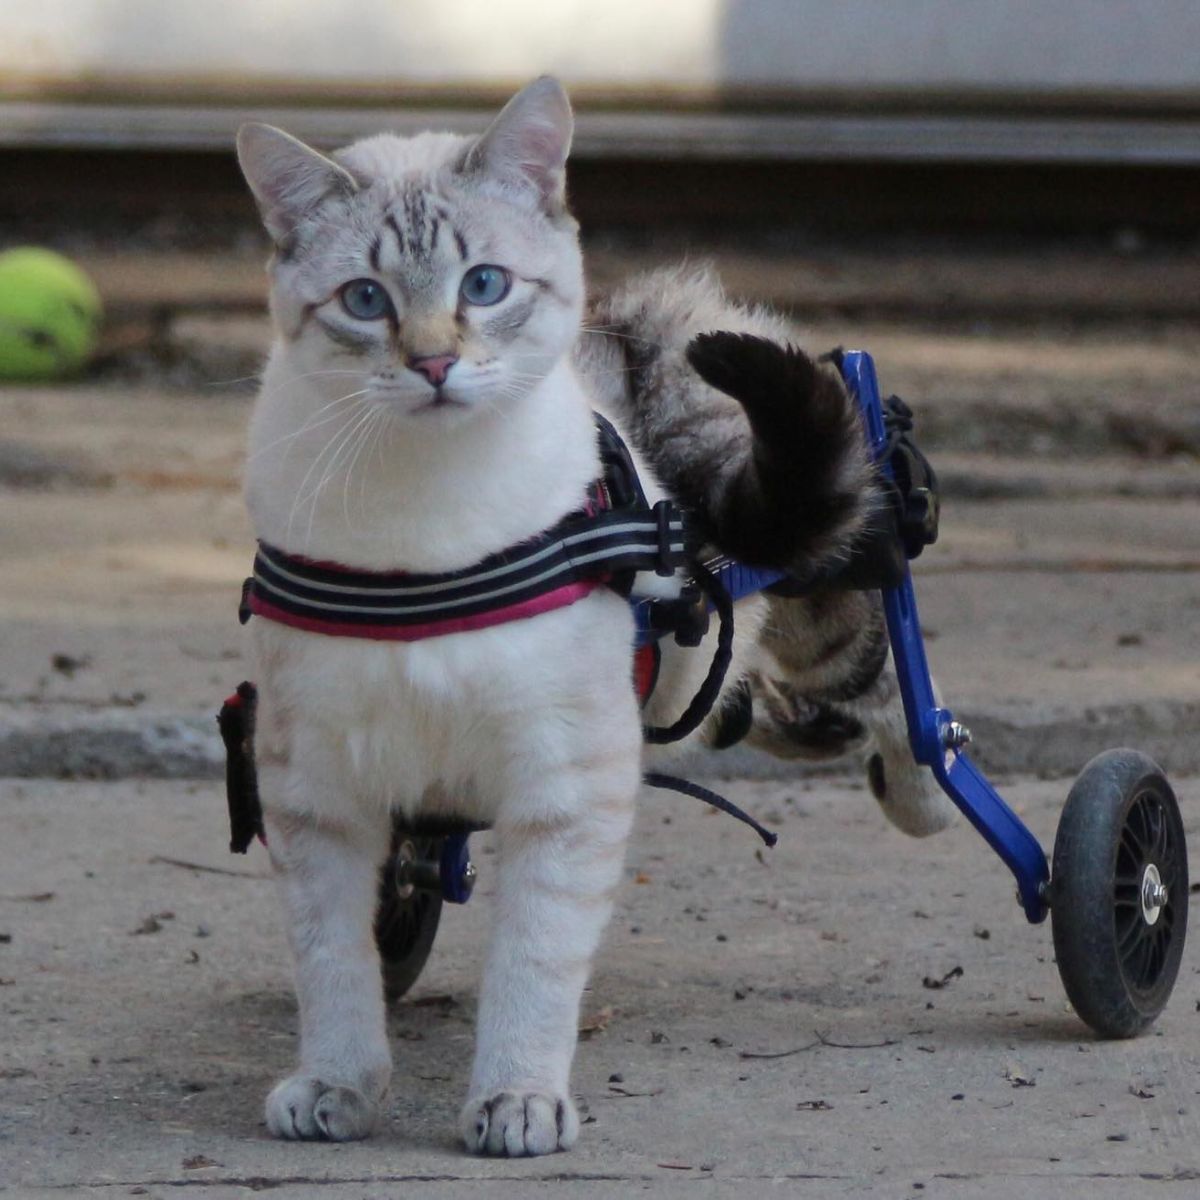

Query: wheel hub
1140 862 1168 925
392 838 418 901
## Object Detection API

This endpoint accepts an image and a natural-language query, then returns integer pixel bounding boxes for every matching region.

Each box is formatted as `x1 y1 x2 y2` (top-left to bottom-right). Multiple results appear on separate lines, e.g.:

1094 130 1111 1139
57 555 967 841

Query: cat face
238 77 583 427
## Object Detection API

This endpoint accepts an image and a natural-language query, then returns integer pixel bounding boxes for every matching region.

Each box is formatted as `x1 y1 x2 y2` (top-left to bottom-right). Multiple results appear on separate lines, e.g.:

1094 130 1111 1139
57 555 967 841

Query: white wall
4 0 1198 97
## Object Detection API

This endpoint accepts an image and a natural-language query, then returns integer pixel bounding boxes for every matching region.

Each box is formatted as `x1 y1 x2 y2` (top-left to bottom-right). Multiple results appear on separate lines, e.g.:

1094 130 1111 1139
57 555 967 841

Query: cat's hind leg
858 652 959 837
748 588 958 837
260 776 394 1141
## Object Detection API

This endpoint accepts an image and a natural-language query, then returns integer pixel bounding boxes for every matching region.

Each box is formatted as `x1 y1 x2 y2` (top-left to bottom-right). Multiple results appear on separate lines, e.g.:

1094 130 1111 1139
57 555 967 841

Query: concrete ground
1 241 1198 1196
2 773 1198 1198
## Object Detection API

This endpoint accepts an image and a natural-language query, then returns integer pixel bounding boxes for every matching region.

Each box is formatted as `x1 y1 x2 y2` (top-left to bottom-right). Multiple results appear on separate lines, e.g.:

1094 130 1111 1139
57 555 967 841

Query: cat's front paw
460 1090 579 1157
266 1074 382 1141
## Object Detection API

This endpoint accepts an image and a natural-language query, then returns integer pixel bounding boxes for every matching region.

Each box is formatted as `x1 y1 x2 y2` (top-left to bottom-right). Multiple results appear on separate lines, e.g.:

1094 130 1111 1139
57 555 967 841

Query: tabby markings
386 214 406 259
483 296 536 342
316 315 377 353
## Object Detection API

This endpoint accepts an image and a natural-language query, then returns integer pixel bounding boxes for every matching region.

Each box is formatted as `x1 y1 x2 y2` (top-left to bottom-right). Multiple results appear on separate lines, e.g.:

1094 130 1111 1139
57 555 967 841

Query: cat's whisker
283 398 372 544
581 363 650 377
257 371 373 401
248 393 371 461
342 407 388 532
579 324 659 346
246 389 373 463
331 404 388 537
205 373 265 389
364 408 395 511
298 404 378 548
360 408 393 516
272 369 373 385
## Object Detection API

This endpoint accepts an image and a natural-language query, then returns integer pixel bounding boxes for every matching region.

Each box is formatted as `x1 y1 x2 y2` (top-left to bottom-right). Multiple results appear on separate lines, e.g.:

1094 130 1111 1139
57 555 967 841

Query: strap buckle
647 584 710 647
653 499 682 576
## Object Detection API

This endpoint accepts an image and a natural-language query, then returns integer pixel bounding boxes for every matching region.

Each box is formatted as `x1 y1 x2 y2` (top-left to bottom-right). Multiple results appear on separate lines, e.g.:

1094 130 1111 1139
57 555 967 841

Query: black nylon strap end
644 771 778 847
238 578 254 626
217 681 264 854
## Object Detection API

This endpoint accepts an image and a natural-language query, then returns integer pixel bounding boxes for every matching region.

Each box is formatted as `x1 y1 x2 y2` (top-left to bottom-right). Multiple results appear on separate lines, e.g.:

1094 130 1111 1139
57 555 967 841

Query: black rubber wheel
374 833 443 1001
1051 748 1188 1038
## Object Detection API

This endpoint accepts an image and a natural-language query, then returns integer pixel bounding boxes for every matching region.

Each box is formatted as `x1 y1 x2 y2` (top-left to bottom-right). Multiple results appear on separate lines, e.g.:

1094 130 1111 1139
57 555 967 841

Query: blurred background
0 0 1198 773
4 0 1200 233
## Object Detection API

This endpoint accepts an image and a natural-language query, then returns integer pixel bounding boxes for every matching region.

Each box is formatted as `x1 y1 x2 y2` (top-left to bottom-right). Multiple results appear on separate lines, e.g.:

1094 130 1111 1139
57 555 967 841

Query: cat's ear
236 123 359 244
463 76 573 213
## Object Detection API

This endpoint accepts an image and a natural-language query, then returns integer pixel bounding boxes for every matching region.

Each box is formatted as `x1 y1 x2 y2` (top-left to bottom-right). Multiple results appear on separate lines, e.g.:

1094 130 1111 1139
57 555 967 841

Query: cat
234 74 955 1157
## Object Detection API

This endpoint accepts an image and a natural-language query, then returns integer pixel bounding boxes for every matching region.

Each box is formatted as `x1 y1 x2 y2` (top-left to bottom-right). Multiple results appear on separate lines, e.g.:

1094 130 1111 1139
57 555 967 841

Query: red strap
633 643 659 705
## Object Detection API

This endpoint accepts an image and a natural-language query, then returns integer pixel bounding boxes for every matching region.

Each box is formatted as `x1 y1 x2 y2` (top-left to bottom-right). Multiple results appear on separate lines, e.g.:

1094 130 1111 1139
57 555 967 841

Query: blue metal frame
441 350 1051 922
439 834 475 904
842 350 1049 923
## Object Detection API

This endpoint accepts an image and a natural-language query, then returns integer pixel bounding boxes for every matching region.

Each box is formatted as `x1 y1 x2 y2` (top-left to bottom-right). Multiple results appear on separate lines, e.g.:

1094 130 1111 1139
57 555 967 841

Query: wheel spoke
1119 829 1144 871
1132 935 1154 987
1126 799 1150 855
1149 809 1167 864
1116 913 1146 957
1152 928 1171 982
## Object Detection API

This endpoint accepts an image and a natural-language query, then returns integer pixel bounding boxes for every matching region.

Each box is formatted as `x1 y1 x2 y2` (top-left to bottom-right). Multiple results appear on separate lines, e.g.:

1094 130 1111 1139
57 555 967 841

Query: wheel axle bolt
460 860 478 899
943 721 972 750
1140 863 1168 924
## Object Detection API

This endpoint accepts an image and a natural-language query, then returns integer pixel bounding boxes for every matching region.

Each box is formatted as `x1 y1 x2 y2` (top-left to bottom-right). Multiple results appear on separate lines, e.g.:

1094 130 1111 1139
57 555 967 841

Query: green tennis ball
0 247 103 381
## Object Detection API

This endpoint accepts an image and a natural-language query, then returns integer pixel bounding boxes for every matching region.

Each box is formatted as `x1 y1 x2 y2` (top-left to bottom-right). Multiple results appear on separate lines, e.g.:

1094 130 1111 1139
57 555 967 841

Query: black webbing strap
877 393 940 560
637 558 778 847
643 771 778 847
641 558 734 745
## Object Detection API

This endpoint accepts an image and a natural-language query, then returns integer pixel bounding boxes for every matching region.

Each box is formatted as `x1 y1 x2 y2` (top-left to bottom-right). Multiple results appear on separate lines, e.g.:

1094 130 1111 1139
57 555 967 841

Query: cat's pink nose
407 353 458 387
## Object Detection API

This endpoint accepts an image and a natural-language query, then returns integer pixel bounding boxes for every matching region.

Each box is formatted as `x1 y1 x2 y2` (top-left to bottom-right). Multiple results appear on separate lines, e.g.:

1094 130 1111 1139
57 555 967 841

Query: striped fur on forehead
277 131 579 300
374 185 454 268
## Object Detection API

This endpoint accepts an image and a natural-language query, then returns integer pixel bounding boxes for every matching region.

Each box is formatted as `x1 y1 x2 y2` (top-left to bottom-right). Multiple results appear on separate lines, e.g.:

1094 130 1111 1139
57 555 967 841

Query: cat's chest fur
248 584 637 825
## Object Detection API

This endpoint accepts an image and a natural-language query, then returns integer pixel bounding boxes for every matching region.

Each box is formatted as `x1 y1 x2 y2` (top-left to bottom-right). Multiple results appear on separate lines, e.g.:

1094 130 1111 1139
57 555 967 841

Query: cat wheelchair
259 350 1189 1038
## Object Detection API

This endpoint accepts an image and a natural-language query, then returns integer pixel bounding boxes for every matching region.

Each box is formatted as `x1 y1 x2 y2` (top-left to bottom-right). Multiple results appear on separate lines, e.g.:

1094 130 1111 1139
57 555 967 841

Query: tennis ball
0 247 103 380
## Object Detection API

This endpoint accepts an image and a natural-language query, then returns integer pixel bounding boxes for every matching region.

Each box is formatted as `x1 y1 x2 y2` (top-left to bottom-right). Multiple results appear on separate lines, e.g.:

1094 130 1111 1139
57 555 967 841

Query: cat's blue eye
460 265 511 307
340 278 393 321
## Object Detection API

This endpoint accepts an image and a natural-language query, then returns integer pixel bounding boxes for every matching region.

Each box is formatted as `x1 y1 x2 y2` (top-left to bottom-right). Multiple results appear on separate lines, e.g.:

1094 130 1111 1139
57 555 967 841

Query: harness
238 416 690 642
218 390 939 857
221 413 777 853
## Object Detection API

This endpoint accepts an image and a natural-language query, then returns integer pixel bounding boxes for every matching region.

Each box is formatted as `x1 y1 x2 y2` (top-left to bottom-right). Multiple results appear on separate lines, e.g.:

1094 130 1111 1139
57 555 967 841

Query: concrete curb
2 698 1197 783
696 698 1200 782
0 710 223 781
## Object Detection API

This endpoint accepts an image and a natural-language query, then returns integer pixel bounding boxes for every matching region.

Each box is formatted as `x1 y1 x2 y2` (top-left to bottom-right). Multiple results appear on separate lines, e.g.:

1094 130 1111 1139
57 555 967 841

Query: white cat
235 75 954 1156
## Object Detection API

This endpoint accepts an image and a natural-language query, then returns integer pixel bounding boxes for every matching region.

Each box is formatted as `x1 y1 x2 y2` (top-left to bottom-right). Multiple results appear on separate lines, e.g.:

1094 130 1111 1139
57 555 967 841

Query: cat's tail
683 331 874 576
